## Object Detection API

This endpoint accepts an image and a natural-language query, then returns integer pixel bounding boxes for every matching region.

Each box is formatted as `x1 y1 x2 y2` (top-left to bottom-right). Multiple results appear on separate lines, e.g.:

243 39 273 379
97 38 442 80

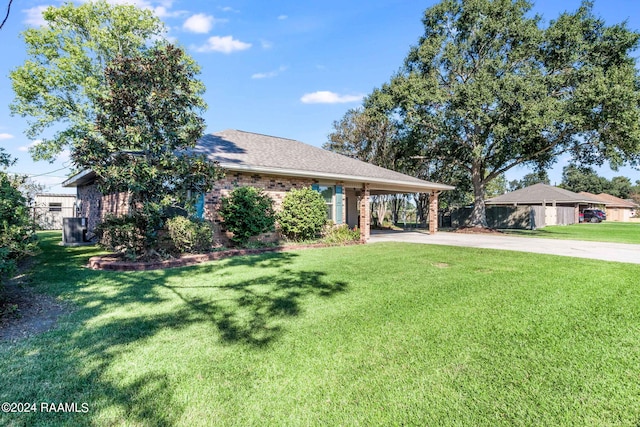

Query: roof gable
593 192 638 208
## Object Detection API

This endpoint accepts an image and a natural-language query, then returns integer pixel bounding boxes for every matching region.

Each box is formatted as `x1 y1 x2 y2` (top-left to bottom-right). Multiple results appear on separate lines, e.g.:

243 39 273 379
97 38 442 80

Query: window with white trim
318 186 334 221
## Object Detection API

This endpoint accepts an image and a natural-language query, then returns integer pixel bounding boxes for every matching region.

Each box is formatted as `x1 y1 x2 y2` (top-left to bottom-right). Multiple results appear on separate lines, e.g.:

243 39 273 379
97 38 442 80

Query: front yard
1 231 639 426
502 221 640 244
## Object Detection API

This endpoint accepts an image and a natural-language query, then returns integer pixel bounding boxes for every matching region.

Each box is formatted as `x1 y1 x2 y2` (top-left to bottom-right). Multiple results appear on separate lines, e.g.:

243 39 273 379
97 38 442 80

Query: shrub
219 187 275 246
0 171 38 286
321 224 361 244
277 187 327 241
166 216 214 253
95 214 146 259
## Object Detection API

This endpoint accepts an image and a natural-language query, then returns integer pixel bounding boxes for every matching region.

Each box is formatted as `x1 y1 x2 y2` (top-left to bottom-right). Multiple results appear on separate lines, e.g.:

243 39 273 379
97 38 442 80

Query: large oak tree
10 0 165 161
363 0 640 227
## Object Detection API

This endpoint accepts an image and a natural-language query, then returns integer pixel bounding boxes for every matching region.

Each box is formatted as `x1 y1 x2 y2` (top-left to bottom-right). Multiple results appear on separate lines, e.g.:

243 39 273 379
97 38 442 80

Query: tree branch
0 0 13 30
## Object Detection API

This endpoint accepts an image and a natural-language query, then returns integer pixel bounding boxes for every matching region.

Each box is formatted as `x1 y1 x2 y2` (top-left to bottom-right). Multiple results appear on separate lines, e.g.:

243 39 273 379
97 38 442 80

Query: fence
451 205 576 229
31 206 76 230
554 206 575 226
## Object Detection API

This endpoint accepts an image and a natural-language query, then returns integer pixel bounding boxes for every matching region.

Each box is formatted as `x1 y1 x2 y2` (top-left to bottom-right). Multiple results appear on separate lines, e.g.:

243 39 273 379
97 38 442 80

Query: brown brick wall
205 172 316 245
78 184 129 234
79 172 349 245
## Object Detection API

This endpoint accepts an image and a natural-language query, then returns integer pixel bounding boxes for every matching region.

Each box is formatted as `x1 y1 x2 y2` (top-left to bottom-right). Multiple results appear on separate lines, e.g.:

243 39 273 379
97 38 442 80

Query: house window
318 186 334 221
49 202 62 212
311 185 343 224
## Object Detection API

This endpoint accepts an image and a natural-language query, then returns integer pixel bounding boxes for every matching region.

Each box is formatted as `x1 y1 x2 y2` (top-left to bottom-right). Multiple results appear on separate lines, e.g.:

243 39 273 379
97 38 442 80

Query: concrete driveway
369 230 640 264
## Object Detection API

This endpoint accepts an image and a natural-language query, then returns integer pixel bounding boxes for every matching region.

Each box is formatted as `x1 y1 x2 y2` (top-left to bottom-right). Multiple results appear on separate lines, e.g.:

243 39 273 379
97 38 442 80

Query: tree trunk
469 161 488 228
372 196 388 227
414 193 429 226
390 195 402 224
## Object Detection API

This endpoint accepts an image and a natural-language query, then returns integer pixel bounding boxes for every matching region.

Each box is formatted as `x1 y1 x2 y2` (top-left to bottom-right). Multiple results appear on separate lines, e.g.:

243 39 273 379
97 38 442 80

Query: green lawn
502 221 640 244
1 231 640 426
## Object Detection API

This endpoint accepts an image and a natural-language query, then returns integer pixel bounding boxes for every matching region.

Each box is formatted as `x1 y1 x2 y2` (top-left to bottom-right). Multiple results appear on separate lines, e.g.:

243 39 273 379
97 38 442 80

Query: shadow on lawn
0 232 347 426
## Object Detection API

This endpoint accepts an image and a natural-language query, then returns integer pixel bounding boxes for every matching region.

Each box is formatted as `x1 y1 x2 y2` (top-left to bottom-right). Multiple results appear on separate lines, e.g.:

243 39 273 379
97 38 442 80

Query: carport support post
429 191 440 234
359 183 370 242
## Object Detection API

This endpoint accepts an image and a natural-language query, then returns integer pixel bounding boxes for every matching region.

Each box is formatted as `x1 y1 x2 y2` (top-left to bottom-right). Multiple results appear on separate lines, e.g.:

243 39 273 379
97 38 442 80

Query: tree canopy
353 0 640 227
72 43 221 251
508 170 551 191
560 164 635 198
10 0 166 161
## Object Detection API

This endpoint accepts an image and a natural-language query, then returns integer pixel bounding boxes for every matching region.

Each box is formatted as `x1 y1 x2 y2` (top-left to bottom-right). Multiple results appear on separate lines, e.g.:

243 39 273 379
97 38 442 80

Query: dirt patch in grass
433 262 450 268
0 260 72 342
454 227 504 234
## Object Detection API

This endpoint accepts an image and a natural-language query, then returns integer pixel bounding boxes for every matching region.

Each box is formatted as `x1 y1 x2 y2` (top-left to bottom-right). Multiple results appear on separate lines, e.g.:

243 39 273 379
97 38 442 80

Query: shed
33 194 77 230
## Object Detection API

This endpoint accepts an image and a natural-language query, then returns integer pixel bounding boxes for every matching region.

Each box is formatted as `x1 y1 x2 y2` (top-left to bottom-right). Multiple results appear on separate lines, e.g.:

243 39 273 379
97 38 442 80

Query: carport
339 180 454 241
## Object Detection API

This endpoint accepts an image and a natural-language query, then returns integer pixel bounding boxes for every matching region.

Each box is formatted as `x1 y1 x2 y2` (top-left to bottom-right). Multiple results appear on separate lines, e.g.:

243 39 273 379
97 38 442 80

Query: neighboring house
580 192 638 222
483 183 605 228
33 194 77 230
625 199 640 218
62 129 454 242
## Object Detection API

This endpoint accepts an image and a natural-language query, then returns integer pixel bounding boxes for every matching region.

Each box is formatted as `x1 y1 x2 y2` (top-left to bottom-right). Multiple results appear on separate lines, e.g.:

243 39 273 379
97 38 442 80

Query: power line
5 165 71 178
28 166 70 177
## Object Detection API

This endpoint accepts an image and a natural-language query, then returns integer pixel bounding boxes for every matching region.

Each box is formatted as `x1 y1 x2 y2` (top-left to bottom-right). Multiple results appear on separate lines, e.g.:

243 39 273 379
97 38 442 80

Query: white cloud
58 149 71 162
193 36 251 54
23 6 49 27
18 140 42 152
154 6 187 18
220 6 239 13
0 133 14 140
78 0 184 18
251 66 287 80
300 91 364 104
278 15 288 20
260 39 273 49
183 13 216 33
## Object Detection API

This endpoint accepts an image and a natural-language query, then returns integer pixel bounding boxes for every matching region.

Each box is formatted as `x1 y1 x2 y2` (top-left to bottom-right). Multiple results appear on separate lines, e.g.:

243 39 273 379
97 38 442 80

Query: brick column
359 183 370 242
429 191 440 234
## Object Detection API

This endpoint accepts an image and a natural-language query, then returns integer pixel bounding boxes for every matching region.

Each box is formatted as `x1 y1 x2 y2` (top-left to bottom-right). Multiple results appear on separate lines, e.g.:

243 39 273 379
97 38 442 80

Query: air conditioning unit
62 217 88 245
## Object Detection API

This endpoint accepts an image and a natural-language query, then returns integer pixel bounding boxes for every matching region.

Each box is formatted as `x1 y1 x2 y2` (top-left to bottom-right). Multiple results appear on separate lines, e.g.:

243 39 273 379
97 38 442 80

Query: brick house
62 129 454 242
579 192 638 222
484 183 605 227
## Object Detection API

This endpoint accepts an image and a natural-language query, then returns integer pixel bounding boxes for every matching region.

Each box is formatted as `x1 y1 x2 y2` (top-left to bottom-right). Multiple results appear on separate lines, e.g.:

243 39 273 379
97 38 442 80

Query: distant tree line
488 166 638 201
559 164 639 200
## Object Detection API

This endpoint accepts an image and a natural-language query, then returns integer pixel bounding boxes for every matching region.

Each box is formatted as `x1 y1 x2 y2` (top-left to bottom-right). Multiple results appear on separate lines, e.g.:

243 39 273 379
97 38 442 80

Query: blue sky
0 0 639 194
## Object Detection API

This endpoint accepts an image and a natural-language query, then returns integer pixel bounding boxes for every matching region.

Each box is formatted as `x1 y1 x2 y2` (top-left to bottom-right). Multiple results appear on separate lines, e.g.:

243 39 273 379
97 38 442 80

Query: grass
1 231 640 426
501 221 640 244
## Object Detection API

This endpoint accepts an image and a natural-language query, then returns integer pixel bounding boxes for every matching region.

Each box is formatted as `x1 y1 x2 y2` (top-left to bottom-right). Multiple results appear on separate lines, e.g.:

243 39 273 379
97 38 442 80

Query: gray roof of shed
191 129 454 192
486 183 603 205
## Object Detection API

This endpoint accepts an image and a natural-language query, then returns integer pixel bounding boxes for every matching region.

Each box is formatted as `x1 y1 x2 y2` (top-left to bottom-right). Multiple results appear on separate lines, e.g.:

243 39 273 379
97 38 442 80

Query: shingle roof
589 192 638 208
486 183 603 205
63 129 455 192
191 129 454 192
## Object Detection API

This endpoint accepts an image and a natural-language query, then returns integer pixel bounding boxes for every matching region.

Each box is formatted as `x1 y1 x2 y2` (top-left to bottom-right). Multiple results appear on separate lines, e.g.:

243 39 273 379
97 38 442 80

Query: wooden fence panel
556 207 576 225
452 206 536 229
